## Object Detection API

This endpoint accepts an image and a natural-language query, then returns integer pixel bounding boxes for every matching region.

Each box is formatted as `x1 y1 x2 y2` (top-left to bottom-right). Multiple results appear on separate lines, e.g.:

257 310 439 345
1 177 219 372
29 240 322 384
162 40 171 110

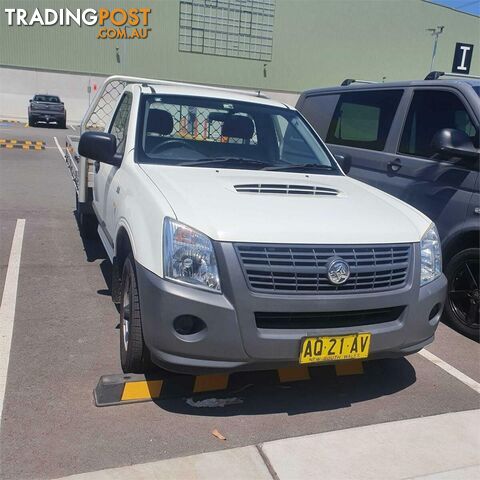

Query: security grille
179 0 275 61
235 243 412 293
147 102 258 145
84 79 127 132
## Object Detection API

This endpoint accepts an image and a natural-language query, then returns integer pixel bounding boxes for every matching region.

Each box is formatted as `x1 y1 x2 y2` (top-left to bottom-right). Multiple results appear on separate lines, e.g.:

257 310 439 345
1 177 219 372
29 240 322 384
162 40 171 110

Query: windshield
136 94 341 174
34 95 60 103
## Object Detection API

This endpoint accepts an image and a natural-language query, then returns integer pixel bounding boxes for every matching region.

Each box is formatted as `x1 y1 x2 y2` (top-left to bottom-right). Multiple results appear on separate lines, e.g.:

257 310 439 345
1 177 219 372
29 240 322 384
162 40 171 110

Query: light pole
426 26 445 72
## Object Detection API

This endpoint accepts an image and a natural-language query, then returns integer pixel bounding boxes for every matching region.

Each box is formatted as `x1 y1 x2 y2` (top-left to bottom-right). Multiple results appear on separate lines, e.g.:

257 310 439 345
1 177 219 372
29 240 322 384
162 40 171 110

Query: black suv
297 72 480 338
28 94 67 128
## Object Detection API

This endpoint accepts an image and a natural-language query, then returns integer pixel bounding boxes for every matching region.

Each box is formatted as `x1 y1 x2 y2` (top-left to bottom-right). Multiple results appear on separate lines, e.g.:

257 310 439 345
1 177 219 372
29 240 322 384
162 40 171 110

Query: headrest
221 115 255 139
147 109 173 135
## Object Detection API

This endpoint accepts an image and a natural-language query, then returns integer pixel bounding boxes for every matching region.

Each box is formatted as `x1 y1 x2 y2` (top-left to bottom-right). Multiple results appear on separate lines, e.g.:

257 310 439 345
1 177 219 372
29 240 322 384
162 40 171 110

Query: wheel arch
443 227 480 266
111 224 135 303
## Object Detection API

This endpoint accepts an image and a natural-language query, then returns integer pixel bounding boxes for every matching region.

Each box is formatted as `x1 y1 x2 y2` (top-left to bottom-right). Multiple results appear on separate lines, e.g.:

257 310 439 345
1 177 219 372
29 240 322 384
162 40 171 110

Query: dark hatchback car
28 94 67 128
297 72 480 338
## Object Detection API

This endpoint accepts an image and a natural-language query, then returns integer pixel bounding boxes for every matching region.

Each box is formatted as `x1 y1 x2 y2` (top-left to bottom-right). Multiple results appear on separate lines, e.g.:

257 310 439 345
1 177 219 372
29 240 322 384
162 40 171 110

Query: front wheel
444 248 479 339
119 254 152 373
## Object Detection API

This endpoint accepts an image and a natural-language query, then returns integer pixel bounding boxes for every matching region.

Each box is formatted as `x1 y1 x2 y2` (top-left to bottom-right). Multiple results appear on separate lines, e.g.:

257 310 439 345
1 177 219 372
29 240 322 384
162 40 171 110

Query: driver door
93 92 132 242
388 88 479 240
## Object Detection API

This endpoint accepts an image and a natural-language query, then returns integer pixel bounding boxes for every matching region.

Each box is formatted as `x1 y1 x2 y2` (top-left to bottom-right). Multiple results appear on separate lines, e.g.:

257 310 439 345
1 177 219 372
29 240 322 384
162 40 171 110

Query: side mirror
78 131 118 165
29 99 33 102
334 153 352 174
432 128 479 160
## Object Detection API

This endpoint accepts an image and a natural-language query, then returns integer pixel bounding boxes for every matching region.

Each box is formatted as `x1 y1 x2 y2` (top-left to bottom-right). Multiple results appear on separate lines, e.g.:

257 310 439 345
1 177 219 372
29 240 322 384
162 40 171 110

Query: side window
299 94 340 138
109 93 132 156
399 90 479 158
326 90 403 151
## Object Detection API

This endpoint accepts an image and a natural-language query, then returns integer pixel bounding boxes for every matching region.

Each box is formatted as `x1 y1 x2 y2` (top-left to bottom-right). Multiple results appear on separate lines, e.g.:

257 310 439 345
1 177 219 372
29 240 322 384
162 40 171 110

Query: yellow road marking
278 366 311 383
24 123 28 128
6 144 13 149
335 361 364 376
121 380 163 401
193 374 229 393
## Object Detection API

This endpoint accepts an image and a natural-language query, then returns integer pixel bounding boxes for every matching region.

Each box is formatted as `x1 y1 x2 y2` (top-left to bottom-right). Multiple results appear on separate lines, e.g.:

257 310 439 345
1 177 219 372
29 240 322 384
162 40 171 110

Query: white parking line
0 219 26 423
53 136 64 158
69 124 76 131
419 349 480 394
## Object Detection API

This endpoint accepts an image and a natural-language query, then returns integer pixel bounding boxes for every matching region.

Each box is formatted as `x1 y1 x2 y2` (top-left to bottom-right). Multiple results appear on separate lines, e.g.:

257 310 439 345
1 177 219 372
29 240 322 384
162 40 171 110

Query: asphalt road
0 122 479 480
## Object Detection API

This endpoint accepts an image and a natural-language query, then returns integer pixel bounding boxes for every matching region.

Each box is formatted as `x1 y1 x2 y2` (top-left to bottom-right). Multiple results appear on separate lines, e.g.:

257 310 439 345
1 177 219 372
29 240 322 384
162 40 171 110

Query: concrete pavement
55 410 480 480
1 121 480 479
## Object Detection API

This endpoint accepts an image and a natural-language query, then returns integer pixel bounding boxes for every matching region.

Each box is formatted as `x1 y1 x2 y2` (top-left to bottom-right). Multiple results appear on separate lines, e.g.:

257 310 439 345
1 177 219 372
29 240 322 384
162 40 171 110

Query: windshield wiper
262 163 334 171
178 157 270 168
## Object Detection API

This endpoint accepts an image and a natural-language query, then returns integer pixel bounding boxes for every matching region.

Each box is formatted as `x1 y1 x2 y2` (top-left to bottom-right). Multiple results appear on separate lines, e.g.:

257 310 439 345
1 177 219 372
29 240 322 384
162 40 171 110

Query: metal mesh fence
148 102 258 145
83 80 127 132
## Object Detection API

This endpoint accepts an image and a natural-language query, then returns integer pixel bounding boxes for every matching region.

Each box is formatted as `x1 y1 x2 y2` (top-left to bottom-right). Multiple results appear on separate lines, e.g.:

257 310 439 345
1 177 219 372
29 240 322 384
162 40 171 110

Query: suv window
109 93 132 155
326 90 403 151
399 89 479 157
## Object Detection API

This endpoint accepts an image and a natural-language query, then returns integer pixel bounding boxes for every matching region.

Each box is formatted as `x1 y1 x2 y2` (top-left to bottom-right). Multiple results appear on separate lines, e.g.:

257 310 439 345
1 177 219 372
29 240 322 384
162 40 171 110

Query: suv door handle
94 161 100 173
388 158 402 172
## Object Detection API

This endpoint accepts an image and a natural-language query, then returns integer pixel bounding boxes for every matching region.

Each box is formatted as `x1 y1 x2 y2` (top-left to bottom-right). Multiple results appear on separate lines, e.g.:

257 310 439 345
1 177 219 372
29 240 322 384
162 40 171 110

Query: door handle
388 158 402 173
94 161 100 173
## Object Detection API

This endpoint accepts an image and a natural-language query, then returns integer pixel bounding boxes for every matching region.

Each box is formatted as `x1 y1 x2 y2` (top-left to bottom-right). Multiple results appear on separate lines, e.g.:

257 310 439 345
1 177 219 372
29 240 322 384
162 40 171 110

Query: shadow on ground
154 357 417 417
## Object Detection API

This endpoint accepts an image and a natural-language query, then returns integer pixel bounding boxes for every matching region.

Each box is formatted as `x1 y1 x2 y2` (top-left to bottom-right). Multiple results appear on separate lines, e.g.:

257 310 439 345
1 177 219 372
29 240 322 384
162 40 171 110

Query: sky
429 0 480 16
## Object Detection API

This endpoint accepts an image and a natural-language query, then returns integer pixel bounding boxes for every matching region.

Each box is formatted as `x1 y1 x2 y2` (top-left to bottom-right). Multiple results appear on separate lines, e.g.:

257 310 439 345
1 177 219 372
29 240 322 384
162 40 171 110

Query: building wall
0 0 478 121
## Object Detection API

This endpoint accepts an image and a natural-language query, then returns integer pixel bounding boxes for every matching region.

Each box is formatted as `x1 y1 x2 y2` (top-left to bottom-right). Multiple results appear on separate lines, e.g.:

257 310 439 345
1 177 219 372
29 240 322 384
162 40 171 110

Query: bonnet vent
234 184 339 196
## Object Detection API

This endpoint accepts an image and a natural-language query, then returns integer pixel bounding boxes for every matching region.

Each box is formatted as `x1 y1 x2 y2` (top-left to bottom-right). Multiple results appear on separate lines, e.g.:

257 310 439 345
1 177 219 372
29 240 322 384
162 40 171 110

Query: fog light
173 315 206 335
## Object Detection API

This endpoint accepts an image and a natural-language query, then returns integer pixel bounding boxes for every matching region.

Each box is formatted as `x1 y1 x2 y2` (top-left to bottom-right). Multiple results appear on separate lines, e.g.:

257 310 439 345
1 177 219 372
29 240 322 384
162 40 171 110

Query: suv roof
302 73 480 96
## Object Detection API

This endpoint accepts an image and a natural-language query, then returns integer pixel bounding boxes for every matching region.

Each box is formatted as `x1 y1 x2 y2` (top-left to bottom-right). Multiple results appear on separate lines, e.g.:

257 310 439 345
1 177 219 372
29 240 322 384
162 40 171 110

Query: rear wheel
444 248 479 339
119 254 152 373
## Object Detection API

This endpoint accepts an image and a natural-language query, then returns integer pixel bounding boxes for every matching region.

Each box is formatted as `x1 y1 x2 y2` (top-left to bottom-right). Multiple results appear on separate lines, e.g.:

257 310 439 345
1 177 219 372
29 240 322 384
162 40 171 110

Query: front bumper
136 242 447 374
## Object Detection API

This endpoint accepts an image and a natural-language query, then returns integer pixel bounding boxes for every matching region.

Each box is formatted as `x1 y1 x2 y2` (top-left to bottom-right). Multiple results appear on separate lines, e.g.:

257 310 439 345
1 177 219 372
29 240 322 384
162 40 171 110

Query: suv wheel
444 248 479 339
119 254 152 373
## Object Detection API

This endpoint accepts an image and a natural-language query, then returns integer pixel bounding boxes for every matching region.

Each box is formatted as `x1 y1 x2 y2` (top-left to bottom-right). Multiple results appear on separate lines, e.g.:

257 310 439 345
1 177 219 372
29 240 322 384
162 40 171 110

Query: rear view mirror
78 131 118 165
334 153 352 174
432 128 479 160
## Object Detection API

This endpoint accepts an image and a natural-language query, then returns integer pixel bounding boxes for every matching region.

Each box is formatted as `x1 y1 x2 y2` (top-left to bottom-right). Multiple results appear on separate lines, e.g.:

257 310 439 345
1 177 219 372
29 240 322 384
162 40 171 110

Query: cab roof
138 83 291 109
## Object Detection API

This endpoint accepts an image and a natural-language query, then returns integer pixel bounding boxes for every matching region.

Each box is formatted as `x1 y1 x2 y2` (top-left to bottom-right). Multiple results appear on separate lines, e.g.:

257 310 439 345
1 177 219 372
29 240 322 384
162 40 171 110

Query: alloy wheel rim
448 259 480 329
122 275 131 352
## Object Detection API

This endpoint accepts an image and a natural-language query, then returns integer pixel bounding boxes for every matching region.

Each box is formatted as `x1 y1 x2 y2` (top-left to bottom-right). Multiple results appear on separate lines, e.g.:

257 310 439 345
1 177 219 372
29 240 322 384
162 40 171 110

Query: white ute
65 76 447 373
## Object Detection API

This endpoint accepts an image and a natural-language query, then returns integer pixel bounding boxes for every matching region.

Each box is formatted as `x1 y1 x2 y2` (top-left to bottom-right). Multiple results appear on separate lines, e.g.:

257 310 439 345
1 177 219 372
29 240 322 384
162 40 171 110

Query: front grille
255 307 405 329
235 243 412 293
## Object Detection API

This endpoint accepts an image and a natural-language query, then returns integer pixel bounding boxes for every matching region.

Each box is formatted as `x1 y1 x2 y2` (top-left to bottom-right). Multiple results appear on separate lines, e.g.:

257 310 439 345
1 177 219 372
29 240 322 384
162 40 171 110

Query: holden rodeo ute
65 76 447 374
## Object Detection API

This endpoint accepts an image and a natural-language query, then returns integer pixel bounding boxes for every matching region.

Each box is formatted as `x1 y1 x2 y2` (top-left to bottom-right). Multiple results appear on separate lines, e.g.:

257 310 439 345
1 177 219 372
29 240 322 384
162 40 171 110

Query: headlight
163 218 221 292
420 223 442 286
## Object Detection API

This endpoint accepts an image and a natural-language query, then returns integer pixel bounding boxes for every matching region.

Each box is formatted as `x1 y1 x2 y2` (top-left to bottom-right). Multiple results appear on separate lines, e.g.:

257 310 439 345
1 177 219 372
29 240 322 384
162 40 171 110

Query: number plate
299 333 371 364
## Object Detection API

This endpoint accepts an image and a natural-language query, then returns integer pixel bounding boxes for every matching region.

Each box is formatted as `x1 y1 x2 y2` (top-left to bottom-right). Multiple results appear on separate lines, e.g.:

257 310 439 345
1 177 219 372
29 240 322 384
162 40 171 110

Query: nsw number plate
299 333 371 364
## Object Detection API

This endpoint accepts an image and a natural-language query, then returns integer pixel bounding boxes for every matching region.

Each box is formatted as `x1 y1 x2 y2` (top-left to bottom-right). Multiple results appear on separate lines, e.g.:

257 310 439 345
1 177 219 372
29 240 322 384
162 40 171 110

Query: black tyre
28 116 35 127
59 118 67 129
119 254 152 373
444 248 479 339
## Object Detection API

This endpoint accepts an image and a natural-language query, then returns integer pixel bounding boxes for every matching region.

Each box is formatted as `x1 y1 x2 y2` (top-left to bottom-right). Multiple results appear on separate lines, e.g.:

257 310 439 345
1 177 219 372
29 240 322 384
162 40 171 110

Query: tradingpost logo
4 7 152 39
